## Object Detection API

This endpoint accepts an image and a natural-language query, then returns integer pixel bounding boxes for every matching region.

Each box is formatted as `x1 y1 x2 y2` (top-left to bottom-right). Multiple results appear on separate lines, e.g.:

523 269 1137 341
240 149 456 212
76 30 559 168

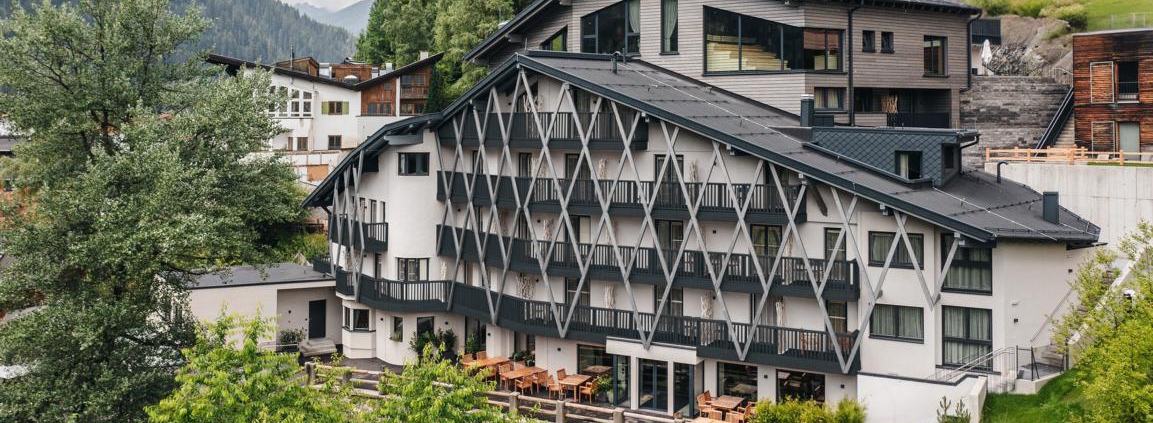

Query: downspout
847 2 862 126
962 10 984 92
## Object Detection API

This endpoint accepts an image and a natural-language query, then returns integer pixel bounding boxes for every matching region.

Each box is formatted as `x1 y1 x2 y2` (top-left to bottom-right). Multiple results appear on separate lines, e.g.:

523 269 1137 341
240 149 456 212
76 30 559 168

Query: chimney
800 94 815 127
1042 191 1060 224
385 62 395 71
419 51 430 60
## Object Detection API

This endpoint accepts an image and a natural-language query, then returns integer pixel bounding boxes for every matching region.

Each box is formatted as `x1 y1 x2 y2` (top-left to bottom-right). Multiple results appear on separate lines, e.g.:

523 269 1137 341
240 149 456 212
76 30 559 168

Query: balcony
330 216 388 252
436 171 804 224
886 113 951 129
437 226 859 301
343 274 858 373
400 85 429 99
335 269 355 296
437 112 649 150
1118 82 1139 102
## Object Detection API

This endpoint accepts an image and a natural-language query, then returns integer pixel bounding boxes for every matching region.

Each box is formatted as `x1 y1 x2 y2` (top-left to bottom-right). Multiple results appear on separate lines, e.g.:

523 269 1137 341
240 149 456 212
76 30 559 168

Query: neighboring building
464 0 982 129
302 50 1098 422
1071 28 1153 152
187 263 340 347
969 18 1001 76
207 53 443 185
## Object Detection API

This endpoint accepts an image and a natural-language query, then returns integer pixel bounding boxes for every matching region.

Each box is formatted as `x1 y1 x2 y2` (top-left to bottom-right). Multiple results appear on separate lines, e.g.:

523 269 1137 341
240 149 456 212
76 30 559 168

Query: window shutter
1090 62 1115 104
320 102 329 115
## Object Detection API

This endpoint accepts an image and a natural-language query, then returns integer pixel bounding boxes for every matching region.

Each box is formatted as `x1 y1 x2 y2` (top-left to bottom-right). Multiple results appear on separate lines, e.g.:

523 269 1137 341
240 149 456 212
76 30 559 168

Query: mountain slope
295 0 372 35
0 0 356 63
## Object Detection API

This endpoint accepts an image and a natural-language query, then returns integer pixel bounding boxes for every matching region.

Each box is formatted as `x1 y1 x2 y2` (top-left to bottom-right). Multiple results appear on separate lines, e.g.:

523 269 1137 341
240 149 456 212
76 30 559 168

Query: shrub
751 398 867 423
973 0 1012 15
936 396 972 423
1049 3 1088 30
279 327 307 345
831 399 867 423
1010 0 1049 18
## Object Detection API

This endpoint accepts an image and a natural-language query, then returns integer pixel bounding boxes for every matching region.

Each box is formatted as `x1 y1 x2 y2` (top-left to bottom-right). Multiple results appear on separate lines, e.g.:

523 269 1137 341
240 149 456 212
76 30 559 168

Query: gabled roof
308 51 1098 244
206 52 445 91
464 0 979 63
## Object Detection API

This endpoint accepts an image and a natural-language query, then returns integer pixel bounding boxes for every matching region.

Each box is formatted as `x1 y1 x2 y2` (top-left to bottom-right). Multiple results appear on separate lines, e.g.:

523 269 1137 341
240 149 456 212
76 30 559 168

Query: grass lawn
981 369 1086 423
1084 0 1153 31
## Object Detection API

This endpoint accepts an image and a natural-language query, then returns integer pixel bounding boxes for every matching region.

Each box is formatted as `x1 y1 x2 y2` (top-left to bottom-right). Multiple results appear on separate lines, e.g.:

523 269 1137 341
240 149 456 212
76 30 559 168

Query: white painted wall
187 281 339 345
858 374 986 423
986 162 1149 244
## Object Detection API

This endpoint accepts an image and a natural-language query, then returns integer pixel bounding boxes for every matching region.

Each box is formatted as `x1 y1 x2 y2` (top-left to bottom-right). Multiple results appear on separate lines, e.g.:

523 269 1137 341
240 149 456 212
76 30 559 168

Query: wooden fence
304 363 685 423
986 147 1153 166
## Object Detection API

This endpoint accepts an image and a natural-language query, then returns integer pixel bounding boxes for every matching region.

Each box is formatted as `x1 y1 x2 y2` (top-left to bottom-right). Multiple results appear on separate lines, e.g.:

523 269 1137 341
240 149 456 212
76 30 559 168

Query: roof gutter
847 1 862 126
962 10 984 92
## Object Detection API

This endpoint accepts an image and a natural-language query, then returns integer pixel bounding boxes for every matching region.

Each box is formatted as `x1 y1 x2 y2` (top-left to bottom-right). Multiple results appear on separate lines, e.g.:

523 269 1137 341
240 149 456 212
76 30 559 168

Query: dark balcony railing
335 269 354 296
312 257 333 275
438 112 648 148
330 216 388 252
1118 82 1139 101
887 113 951 129
438 226 858 300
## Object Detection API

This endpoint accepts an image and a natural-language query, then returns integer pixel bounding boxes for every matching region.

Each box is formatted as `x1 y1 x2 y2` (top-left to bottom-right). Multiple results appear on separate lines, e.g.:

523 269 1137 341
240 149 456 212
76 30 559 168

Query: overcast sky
280 0 361 11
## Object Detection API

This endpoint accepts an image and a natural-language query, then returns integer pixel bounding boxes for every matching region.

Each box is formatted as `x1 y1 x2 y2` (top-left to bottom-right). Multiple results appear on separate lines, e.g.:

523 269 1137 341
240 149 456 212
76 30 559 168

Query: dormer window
896 151 922 179
580 0 640 55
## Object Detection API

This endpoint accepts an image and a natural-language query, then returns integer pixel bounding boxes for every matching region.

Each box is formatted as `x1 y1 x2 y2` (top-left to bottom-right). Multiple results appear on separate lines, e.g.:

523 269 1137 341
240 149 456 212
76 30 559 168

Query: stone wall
960 76 1070 168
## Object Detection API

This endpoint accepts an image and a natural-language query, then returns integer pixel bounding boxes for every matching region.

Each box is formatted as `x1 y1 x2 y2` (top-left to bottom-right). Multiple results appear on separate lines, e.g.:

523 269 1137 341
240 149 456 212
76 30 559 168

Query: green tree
372 345 532 423
355 0 437 66
1054 221 1153 423
147 314 358 423
0 0 302 421
431 0 513 105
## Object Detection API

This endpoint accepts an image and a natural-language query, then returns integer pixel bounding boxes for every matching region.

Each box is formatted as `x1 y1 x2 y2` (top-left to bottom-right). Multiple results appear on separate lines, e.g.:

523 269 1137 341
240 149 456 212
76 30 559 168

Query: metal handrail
1035 87 1074 149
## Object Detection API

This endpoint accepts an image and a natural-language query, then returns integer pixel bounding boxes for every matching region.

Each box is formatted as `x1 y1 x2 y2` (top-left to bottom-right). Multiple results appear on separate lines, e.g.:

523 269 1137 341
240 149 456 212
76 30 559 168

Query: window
344 307 370 331
565 278 590 306
416 316 435 337
366 102 393 116
942 234 992 293
828 301 848 333
518 152 533 178
870 304 923 342
542 28 567 51
777 370 824 402
704 7 843 73
923 36 947 76
1117 61 1139 101
399 152 430 176
655 220 685 252
268 86 314 118
868 232 924 268
322 101 348 115
814 87 844 110
895 151 923 179
718 362 758 400
943 145 959 170
327 135 343 150
862 30 875 52
654 287 683 316
580 0 640 55
942 306 992 368
400 102 426 116
577 344 613 372
661 0 678 53
824 228 846 261
751 225 782 259
294 137 308 151
374 253 383 278
392 316 404 341
397 258 428 281
881 32 894 53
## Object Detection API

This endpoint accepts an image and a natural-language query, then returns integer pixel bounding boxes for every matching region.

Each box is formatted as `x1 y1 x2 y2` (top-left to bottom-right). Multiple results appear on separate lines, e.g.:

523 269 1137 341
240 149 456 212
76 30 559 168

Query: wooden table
583 365 612 377
710 395 746 414
466 356 509 371
500 366 544 390
559 374 593 401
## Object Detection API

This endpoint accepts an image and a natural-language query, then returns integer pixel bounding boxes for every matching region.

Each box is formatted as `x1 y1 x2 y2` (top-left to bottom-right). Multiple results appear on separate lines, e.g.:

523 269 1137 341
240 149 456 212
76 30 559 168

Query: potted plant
524 352 536 367
278 328 307 353
463 333 481 355
593 375 612 403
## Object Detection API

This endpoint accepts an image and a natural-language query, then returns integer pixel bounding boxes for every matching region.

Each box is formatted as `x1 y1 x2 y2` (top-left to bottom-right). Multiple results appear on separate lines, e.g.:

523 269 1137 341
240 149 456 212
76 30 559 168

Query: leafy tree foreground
0 0 302 421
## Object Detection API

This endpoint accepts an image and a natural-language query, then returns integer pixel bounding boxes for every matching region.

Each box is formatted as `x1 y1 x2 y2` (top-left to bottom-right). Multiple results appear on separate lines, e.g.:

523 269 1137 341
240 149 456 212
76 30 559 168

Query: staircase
959 76 1072 167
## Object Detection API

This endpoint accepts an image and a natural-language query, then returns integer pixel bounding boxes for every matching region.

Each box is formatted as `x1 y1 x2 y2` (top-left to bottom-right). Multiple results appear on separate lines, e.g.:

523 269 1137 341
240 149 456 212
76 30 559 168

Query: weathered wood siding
1072 30 1153 150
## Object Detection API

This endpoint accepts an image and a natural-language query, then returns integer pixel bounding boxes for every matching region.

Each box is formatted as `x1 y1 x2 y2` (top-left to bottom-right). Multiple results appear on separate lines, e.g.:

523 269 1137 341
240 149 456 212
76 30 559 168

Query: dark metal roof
437 51 1098 244
191 263 332 289
206 52 445 91
301 113 443 208
464 0 978 63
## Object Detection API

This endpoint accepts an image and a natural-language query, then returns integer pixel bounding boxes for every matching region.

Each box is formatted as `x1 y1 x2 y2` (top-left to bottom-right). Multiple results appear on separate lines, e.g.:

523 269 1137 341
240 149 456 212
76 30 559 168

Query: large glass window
870 304 923 342
399 152 430 176
580 0 640 55
814 87 844 110
942 306 992 368
751 224 782 258
344 307 371 331
398 258 428 281
416 316 435 337
577 344 612 372
718 362 758 400
661 0 678 53
777 370 825 402
654 287 683 316
923 36 947 76
868 232 924 268
542 28 567 51
704 7 842 73
942 234 993 293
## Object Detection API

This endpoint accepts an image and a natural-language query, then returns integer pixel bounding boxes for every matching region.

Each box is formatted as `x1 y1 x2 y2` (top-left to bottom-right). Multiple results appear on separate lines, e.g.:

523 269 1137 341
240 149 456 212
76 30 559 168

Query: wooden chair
513 360 526 370
533 370 549 393
497 363 513 389
557 369 568 381
579 381 596 404
515 374 536 394
460 353 475 365
727 403 754 423
697 392 722 420
476 351 488 360
546 375 565 399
